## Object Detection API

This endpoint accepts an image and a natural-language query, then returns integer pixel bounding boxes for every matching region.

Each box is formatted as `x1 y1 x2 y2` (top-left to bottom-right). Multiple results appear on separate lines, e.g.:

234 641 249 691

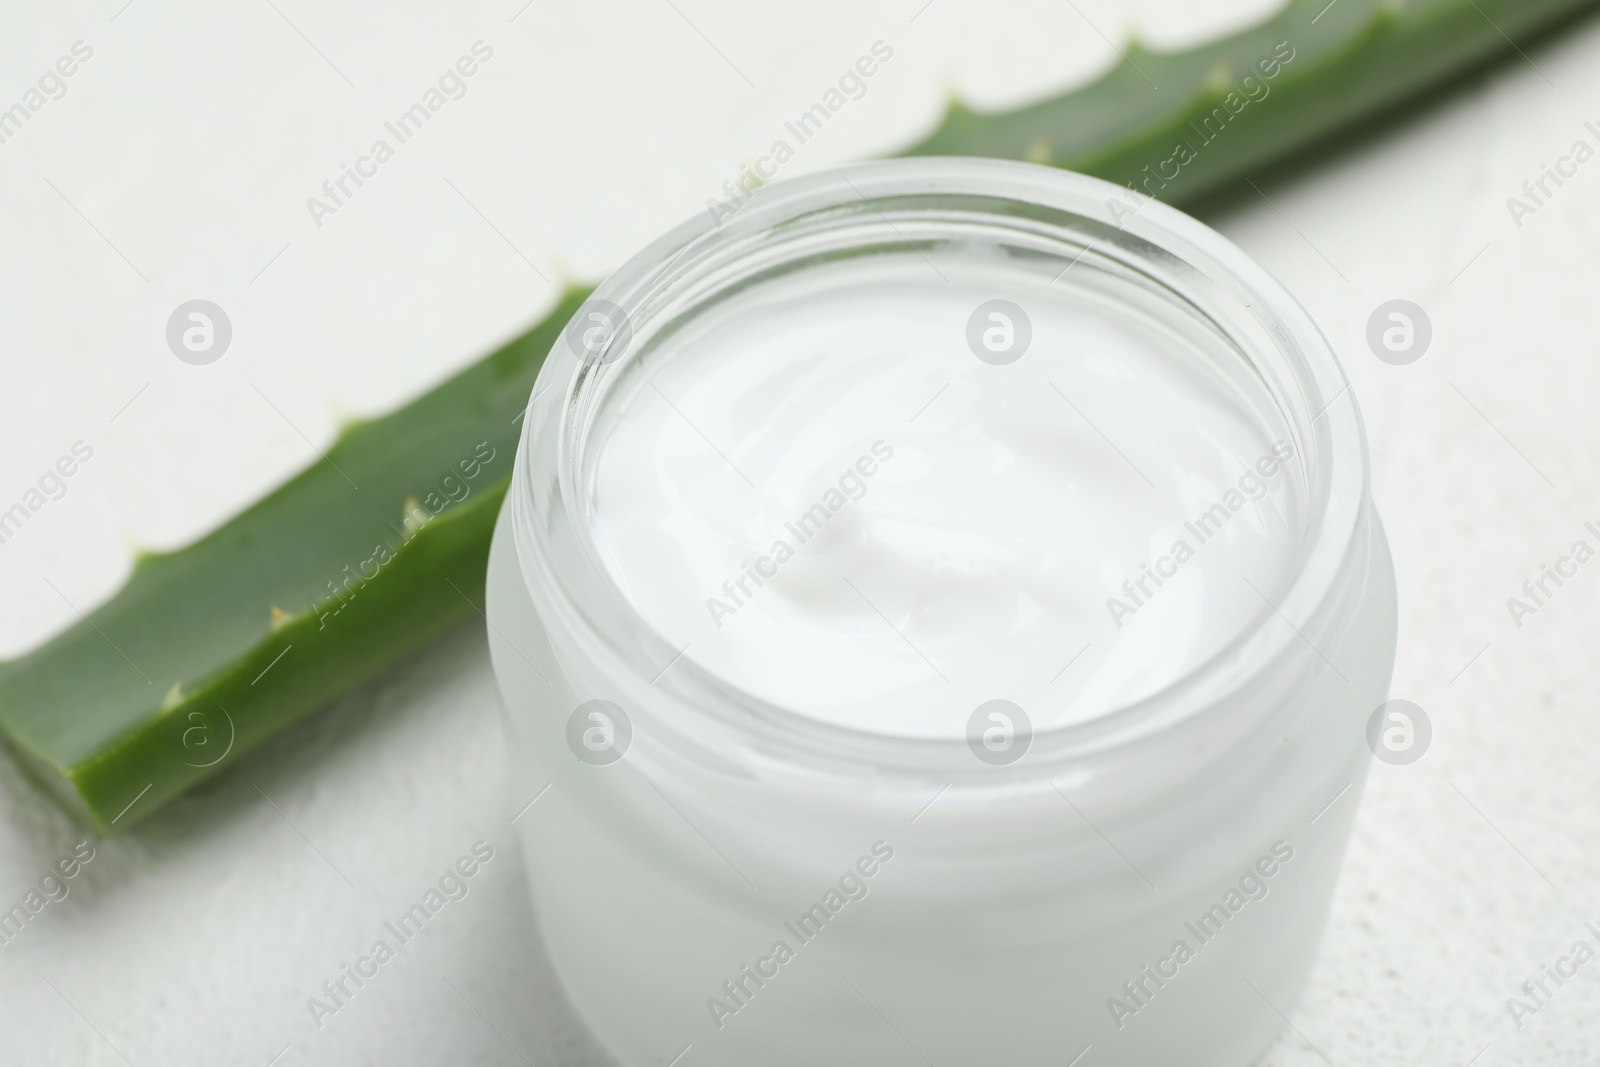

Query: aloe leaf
0 290 589 833
903 0 1598 206
4 0 1593 834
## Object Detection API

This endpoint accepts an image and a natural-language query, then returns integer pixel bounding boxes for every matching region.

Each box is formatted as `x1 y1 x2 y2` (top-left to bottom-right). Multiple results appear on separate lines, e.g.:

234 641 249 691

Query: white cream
589 255 1303 737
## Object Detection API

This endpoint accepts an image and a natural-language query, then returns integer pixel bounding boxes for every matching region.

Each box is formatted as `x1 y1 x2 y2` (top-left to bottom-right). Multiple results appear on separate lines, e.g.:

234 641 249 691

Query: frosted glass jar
486 159 1396 1067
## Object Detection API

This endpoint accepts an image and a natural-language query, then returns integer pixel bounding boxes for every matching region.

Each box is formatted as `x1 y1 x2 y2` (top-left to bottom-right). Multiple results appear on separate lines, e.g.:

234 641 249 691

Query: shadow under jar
486 158 1396 1067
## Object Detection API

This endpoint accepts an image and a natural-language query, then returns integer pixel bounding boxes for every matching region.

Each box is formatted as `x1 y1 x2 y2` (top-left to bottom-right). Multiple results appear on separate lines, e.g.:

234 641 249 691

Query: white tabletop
2 1 1599 1063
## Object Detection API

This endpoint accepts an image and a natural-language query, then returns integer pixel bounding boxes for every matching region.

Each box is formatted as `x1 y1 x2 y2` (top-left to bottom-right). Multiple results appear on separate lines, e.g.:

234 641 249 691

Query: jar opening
512 159 1366 770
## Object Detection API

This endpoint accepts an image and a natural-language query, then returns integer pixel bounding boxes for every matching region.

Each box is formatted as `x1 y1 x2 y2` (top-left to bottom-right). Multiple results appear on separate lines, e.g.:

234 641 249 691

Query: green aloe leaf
0 290 589 833
2 0 1592 833
906 0 1597 204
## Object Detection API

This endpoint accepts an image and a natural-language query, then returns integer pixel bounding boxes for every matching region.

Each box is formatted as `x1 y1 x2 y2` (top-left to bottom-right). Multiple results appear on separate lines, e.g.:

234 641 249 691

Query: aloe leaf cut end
0 289 590 834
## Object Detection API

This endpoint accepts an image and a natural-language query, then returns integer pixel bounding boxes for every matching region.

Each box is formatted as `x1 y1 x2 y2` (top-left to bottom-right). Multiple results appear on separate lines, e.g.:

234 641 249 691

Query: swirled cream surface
588 255 1303 738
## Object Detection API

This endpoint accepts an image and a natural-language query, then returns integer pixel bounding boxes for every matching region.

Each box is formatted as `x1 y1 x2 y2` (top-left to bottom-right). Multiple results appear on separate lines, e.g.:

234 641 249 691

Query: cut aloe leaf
904 0 1598 206
0 290 589 833
3 0 1593 833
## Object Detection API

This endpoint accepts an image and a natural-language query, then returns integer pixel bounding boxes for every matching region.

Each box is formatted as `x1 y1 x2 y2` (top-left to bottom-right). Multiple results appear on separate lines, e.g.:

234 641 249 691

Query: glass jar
486 158 1396 1067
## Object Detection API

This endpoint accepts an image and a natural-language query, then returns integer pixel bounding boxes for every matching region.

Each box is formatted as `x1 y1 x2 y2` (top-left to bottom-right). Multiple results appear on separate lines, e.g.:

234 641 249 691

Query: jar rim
509 157 1370 774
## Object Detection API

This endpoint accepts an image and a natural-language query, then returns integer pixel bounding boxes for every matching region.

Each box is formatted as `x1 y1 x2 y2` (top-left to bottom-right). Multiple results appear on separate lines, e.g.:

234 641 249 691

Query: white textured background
2 0 1599 1063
